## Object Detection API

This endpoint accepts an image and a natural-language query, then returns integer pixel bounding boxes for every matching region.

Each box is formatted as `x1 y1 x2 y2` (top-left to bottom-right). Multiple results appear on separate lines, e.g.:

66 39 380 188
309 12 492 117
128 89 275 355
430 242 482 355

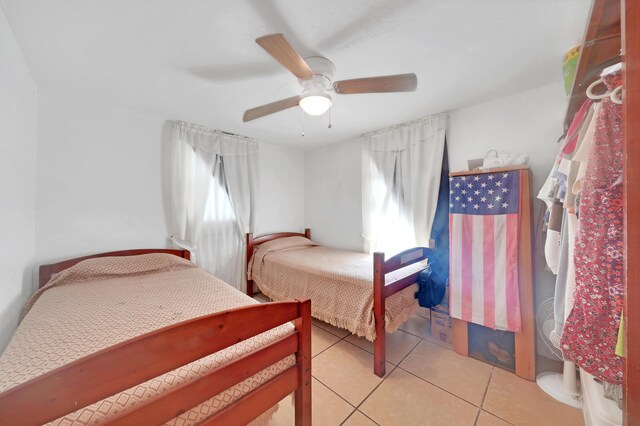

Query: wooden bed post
373 252 386 378
295 299 312 426
39 265 52 289
304 228 311 239
246 232 254 296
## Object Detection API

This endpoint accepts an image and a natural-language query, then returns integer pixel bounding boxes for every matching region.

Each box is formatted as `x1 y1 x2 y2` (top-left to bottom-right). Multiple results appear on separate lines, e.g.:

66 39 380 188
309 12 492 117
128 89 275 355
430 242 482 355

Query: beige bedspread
0 253 294 425
249 237 421 341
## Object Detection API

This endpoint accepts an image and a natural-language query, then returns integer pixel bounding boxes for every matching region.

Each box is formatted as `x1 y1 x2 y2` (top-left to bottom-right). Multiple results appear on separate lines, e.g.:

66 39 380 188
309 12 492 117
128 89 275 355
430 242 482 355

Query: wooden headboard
245 228 310 296
38 249 191 289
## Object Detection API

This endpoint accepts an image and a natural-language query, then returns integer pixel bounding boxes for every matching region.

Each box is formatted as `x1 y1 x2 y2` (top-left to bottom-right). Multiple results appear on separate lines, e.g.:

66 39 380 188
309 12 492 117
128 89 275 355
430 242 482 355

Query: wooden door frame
622 0 639 424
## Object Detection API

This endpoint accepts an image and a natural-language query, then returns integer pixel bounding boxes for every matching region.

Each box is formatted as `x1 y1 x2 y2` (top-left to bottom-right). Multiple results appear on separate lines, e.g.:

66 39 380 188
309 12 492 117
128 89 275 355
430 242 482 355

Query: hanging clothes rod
584 32 622 47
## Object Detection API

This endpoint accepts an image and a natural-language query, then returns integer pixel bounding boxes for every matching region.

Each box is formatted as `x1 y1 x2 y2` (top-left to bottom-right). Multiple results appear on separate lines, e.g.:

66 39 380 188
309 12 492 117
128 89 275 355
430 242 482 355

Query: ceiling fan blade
333 73 417 94
243 96 300 122
255 34 314 79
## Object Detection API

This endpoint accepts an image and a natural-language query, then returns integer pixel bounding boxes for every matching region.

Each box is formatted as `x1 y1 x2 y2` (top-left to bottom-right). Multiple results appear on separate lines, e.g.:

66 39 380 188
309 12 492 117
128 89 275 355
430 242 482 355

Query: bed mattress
0 253 294 425
249 237 421 341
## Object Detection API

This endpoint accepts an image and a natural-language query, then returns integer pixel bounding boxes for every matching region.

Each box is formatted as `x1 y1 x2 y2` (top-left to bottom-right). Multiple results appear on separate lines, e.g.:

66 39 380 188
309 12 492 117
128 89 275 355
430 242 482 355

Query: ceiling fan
242 34 417 122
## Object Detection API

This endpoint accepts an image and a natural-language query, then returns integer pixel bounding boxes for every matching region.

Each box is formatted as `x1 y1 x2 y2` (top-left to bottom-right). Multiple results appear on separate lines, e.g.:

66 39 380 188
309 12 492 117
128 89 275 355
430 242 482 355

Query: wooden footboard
0 299 312 425
246 229 431 378
373 247 432 377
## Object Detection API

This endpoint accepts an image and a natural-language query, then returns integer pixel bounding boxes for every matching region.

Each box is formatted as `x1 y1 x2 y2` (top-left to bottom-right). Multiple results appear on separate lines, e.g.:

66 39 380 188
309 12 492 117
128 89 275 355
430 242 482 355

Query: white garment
564 211 578 322
361 115 447 256
536 145 563 210
572 102 600 195
544 229 562 275
169 121 258 291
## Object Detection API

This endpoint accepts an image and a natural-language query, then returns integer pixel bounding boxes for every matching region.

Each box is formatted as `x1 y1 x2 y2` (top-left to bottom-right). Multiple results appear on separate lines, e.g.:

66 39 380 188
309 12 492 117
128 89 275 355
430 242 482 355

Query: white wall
257 143 305 235
36 95 169 263
0 6 38 351
305 139 363 252
35 94 305 264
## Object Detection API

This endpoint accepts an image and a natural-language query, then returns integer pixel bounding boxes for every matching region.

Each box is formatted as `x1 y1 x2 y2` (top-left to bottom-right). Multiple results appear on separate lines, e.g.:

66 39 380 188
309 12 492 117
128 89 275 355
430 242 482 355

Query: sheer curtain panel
362 115 447 255
169 121 258 291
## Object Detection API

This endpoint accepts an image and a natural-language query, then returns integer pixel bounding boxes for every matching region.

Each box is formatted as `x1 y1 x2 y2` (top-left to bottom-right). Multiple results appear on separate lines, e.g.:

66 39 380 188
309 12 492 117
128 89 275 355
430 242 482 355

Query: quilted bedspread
0 253 294 425
249 237 421 341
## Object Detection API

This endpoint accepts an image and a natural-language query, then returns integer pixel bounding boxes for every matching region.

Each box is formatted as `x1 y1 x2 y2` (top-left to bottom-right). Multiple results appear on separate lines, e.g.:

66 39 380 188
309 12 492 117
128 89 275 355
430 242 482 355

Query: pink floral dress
560 70 624 384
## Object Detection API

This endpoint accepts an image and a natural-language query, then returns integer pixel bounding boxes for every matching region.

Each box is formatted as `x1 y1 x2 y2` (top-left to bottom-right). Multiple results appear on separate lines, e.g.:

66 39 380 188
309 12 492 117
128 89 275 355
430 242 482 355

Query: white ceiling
1 0 589 149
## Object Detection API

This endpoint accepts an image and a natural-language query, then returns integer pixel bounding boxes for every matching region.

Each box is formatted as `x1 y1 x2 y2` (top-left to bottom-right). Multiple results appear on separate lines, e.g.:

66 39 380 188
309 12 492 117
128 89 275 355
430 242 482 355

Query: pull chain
301 109 305 137
328 108 332 129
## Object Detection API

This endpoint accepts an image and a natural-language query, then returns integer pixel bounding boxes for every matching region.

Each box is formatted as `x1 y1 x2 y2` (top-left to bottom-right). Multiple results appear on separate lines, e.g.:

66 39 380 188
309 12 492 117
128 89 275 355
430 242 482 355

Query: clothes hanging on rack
551 210 569 344
572 102 601 195
563 211 578 323
562 99 594 155
560 69 625 384
538 98 597 346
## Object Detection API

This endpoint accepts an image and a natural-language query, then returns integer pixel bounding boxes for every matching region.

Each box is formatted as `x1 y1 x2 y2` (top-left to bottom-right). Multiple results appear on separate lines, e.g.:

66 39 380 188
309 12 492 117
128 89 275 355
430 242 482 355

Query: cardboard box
417 306 431 321
432 304 449 314
430 307 453 347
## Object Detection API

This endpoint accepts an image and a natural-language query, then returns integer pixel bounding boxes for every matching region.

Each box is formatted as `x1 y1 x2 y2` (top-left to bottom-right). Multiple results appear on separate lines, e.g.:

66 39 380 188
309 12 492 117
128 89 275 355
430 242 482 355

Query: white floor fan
536 297 582 409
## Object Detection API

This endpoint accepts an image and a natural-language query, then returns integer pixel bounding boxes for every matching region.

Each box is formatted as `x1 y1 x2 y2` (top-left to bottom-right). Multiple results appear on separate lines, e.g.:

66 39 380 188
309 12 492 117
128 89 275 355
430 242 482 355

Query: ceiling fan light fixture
299 92 332 116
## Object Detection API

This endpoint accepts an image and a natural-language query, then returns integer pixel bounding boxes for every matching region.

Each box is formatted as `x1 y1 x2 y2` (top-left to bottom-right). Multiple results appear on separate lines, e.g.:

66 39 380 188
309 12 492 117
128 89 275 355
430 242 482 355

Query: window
368 155 416 257
202 157 236 232
198 156 243 287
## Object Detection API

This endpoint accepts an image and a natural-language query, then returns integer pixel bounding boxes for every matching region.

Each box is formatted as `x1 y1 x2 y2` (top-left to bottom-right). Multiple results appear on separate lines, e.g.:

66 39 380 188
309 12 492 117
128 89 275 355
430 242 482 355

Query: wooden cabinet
449 165 535 381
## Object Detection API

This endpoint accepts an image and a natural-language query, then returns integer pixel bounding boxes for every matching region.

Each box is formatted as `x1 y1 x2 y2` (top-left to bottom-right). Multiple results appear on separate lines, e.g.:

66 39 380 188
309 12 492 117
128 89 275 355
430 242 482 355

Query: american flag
449 170 521 332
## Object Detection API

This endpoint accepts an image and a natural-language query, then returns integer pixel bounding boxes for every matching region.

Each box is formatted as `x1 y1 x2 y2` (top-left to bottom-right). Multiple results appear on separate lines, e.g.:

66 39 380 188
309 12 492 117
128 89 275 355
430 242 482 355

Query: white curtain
169 121 258 291
362 115 447 256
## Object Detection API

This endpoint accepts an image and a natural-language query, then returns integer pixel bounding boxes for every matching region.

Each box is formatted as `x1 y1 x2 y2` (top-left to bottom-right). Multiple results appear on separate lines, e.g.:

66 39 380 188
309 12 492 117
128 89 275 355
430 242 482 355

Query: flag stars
449 177 453 181
451 173 515 213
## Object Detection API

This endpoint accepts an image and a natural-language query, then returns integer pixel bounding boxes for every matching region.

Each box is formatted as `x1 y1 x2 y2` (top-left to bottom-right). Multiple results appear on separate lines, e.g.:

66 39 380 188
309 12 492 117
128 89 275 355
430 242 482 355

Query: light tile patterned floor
253 294 584 426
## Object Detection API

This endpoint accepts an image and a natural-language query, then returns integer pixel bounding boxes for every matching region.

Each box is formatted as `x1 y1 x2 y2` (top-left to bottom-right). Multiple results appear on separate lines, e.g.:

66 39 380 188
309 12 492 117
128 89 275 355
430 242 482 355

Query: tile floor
254 294 584 426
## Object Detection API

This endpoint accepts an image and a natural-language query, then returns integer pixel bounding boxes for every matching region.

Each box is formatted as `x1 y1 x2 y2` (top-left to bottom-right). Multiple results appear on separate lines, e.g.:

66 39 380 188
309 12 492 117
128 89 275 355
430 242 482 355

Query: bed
246 229 431 377
0 249 311 425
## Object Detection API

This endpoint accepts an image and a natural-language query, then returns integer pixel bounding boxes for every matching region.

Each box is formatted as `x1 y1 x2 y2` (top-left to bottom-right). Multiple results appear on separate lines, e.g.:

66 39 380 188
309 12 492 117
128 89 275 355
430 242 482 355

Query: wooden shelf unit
449 166 535 381
564 1 639 424
564 0 621 130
